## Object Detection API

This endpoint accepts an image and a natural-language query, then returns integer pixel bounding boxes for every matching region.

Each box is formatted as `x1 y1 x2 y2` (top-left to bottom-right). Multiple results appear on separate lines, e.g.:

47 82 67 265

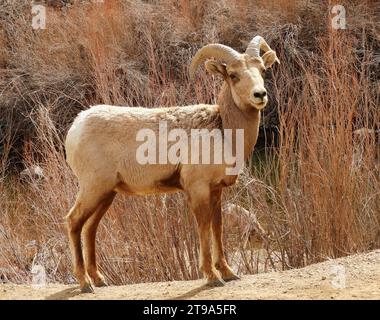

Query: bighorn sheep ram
65 35 280 292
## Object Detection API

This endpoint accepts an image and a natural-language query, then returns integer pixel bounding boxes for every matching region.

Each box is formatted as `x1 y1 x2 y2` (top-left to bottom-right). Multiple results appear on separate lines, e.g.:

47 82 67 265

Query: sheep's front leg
210 188 240 281
187 184 225 286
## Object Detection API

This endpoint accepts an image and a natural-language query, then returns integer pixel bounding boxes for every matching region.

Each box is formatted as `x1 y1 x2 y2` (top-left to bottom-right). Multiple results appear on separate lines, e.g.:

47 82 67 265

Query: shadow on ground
45 287 82 300
171 283 216 300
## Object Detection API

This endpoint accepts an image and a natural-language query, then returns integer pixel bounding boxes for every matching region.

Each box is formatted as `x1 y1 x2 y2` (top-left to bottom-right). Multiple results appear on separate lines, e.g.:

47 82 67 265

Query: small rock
321 276 326 280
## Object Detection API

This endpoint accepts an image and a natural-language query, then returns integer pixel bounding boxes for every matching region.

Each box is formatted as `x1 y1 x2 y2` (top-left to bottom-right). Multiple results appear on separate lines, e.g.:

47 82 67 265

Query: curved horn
189 44 241 79
245 35 273 56
245 36 280 67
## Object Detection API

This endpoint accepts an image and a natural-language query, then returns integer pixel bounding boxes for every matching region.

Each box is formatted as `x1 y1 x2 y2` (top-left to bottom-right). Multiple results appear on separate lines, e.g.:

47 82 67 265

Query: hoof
94 279 108 287
80 283 94 294
206 278 226 287
223 274 240 282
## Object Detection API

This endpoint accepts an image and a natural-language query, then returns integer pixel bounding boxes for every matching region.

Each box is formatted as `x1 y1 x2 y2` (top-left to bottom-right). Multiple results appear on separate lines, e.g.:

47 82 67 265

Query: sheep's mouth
253 101 267 110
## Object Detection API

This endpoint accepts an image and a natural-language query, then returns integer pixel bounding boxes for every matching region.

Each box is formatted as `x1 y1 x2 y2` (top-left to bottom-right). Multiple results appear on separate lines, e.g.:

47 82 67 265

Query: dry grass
0 0 379 286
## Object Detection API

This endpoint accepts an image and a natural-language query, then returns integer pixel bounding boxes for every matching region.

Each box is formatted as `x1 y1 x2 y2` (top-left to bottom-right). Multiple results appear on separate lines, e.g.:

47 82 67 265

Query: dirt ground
1 250 379 300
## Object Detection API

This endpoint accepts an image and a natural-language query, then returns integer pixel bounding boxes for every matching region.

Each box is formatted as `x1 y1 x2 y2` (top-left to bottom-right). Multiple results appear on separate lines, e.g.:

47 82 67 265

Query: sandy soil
1 250 379 300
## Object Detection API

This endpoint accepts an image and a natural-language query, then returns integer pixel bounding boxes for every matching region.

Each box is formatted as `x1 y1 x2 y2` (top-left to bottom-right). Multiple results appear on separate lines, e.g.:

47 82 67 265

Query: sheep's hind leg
211 189 240 282
187 184 225 287
66 189 107 293
83 191 116 287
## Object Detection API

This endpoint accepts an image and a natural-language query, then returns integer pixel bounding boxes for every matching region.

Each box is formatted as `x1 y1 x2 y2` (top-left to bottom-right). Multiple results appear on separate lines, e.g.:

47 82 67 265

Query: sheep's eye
261 68 267 76
229 74 239 81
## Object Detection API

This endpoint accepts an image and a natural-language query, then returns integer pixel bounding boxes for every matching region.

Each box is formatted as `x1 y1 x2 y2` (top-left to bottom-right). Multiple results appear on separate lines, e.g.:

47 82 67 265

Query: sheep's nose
253 90 267 99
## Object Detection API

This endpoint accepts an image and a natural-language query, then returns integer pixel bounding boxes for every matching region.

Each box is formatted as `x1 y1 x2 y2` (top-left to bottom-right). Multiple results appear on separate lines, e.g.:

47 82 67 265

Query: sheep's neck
217 83 260 161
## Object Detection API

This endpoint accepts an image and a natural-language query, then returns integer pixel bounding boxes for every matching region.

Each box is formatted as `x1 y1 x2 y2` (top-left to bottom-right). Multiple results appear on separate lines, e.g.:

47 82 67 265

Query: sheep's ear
205 60 227 78
262 50 280 68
